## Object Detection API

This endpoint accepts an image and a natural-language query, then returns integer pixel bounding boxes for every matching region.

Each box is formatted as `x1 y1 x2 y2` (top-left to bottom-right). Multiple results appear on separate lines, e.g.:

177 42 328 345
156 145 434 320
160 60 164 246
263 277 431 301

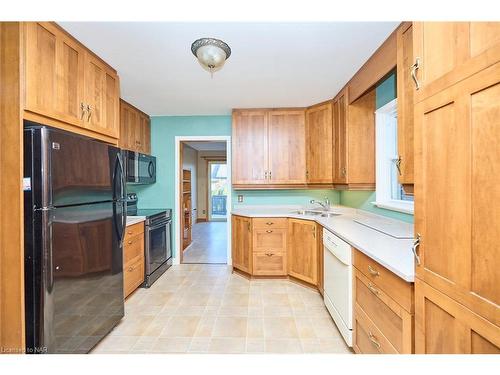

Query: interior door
232 110 268 185
208 161 228 221
268 110 306 184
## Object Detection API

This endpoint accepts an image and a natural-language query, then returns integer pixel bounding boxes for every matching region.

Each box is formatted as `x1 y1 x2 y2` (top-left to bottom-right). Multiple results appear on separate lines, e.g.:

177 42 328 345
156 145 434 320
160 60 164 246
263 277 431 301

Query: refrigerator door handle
113 153 127 248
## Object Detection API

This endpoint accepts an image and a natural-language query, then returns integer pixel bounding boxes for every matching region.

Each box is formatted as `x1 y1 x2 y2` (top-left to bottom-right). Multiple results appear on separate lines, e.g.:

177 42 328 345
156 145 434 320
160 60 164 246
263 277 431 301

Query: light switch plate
238 195 243 203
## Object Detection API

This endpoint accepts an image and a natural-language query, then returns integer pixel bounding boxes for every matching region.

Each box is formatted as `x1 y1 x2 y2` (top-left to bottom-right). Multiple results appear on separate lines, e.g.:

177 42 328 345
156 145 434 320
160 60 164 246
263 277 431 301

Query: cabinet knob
128 240 133 245
128 266 134 272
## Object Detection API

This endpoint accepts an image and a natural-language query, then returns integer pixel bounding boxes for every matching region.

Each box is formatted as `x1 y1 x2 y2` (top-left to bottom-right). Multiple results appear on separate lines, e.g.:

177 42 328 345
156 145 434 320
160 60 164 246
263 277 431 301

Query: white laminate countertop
231 205 415 282
126 216 146 226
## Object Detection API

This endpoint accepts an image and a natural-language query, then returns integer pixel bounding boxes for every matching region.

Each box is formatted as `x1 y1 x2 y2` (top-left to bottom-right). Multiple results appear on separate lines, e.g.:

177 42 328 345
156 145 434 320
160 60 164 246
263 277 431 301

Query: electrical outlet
203 209 206 214
238 195 243 203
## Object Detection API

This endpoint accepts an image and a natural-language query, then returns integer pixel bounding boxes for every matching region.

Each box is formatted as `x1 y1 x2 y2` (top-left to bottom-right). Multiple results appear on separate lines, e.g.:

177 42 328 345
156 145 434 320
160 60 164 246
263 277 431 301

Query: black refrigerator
24 122 126 354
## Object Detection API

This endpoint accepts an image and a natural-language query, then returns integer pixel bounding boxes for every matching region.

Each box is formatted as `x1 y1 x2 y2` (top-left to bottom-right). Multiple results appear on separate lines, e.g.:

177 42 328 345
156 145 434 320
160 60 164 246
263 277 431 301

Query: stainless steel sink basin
292 210 341 217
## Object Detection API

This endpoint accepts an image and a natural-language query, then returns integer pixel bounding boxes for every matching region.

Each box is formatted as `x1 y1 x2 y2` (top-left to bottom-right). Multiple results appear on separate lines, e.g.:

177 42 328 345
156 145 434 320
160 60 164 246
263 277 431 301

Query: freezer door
46 127 122 206
49 202 124 353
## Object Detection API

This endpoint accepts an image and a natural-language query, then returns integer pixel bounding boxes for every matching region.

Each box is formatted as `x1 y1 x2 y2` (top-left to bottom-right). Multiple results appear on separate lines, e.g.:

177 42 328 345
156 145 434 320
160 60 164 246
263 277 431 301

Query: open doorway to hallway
179 140 229 264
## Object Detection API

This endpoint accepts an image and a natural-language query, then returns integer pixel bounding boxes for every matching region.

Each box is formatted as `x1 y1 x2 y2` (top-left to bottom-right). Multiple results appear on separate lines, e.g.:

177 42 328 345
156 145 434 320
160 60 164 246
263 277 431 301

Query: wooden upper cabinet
232 110 268 185
413 22 500 102
119 99 151 154
23 22 120 140
83 54 120 138
415 279 500 354
332 88 375 189
268 110 306 184
305 102 333 184
287 219 318 285
231 215 252 274
24 22 86 126
396 22 415 192
414 60 500 327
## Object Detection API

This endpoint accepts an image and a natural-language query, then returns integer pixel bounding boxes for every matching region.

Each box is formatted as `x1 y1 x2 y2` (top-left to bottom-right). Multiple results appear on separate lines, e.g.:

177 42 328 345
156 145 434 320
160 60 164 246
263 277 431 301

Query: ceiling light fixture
191 38 231 78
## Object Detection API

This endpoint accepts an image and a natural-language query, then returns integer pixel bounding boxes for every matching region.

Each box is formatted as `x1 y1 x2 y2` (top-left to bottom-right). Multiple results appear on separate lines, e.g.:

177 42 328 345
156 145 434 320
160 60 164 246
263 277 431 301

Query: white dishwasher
323 228 353 346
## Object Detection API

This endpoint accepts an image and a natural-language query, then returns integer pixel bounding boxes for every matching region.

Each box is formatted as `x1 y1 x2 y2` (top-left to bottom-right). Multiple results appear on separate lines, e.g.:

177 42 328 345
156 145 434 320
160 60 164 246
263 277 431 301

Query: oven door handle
148 220 171 231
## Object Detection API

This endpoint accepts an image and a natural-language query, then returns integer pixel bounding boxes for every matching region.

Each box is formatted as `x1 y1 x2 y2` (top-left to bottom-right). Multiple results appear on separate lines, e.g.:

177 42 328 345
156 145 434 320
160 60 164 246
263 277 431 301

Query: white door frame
174 136 232 265
207 160 228 222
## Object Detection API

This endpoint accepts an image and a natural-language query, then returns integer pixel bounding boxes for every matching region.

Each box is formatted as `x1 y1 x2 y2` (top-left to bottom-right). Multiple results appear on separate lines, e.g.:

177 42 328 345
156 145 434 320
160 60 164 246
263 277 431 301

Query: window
373 98 414 214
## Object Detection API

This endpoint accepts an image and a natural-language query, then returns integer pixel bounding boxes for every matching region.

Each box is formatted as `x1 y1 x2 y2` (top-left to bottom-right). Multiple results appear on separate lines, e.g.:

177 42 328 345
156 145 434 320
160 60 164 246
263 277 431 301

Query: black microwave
122 151 156 184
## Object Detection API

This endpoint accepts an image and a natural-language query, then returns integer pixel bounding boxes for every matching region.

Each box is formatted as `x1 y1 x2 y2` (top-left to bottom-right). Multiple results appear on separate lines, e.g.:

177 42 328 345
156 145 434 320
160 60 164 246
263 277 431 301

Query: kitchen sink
292 210 341 217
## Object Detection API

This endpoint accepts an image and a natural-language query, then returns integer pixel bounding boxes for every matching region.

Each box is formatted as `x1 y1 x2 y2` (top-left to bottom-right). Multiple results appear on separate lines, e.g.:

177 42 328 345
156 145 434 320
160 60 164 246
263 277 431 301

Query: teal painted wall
233 189 339 207
339 72 414 224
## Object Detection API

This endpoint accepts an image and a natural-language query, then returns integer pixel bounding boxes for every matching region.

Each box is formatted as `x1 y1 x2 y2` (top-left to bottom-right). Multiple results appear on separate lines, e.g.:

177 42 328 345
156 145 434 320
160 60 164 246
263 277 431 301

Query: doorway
175 137 231 265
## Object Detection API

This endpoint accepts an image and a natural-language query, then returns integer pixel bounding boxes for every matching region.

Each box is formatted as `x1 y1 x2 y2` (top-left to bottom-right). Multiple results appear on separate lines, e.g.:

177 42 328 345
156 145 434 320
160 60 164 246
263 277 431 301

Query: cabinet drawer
252 217 288 229
354 249 413 312
253 228 287 252
124 257 144 298
252 252 287 276
125 222 144 242
124 233 144 264
354 269 413 353
354 304 398 354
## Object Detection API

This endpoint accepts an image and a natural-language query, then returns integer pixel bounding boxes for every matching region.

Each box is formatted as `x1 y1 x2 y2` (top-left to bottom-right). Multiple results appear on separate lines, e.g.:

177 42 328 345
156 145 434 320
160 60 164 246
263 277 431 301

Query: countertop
126 216 146 226
231 205 415 282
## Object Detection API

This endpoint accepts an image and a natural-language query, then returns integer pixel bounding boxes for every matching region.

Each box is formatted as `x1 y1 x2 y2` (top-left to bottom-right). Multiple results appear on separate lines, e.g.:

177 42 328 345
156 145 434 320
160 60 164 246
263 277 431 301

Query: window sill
371 200 414 215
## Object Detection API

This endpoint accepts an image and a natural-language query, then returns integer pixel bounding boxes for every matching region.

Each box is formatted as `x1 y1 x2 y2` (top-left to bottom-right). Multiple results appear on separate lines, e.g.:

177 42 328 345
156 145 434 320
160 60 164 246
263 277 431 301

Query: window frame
373 98 414 215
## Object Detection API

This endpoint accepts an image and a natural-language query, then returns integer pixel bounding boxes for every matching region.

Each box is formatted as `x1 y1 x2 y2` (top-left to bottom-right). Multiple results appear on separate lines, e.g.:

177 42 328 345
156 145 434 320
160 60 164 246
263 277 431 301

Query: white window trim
372 98 414 215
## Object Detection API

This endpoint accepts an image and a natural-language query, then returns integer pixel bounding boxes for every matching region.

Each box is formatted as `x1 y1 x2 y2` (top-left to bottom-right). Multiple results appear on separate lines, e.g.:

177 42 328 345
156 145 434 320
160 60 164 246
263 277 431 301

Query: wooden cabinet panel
287 219 317 285
125 221 145 240
253 228 287 253
24 22 86 126
413 22 500 101
305 103 333 184
232 110 268 185
252 217 288 229
268 110 306 184
252 252 287 276
333 90 347 183
231 215 252 274
123 233 144 264
316 223 324 295
415 279 500 354
414 62 500 325
354 304 398 354
84 54 120 138
354 249 413 313
119 99 151 153
396 23 415 190
354 269 412 353
139 113 151 154
124 257 144 298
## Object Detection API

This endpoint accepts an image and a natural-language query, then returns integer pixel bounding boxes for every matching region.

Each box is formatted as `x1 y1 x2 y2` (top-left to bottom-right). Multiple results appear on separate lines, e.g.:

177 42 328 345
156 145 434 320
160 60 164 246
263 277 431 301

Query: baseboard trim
196 218 207 223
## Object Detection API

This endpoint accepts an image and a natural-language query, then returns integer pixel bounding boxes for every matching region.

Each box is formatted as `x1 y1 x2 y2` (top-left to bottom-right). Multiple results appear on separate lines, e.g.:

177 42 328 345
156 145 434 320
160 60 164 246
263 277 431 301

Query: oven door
145 219 171 276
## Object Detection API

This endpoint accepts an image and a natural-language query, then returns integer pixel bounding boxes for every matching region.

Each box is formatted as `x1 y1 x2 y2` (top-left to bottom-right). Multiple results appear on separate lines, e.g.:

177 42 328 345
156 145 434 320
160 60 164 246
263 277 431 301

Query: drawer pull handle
265 253 274 257
367 265 380 277
266 222 274 225
368 283 379 295
368 332 381 349
266 230 273 233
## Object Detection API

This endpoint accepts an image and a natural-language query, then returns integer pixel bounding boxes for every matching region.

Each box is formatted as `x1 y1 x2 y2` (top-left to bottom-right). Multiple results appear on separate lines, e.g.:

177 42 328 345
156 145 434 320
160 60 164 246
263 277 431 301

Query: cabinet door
84 53 120 138
333 92 347 183
231 215 252 274
414 61 500 326
24 22 85 126
305 103 333 184
232 110 268 185
139 113 151 154
287 219 317 284
119 100 137 150
268 110 306 184
413 22 500 101
415 279 500 354
396 23 415 189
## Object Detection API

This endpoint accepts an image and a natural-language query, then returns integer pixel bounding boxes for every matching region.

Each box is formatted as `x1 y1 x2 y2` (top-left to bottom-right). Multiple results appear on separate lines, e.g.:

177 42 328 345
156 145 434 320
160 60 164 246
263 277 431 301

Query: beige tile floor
91 264 352 354
182 222 227 264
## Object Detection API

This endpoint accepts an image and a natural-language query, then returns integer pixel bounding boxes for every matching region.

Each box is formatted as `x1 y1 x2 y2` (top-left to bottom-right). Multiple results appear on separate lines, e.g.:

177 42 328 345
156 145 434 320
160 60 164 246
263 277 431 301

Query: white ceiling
184 141 227 151
60 22 398 116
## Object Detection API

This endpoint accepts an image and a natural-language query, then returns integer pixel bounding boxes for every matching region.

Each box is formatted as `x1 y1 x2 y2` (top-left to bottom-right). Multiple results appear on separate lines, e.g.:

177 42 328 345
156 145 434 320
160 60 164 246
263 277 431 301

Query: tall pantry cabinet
412 21 500 353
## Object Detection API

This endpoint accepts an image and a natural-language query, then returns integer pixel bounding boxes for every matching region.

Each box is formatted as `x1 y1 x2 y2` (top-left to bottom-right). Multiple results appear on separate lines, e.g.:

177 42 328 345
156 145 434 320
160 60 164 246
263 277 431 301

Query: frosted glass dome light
191 38 231 77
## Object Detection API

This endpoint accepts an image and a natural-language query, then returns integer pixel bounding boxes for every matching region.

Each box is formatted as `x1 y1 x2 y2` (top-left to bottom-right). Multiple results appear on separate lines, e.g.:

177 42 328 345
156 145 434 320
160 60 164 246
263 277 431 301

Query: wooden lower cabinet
231 215 252 274
415 278 500 354
287 219 318 285
123 222 145 298
353 258 414 354
253 252 287 276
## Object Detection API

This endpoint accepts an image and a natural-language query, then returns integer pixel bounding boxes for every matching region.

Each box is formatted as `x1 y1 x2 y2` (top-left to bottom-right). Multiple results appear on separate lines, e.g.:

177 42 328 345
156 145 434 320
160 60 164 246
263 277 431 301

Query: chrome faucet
310 197 331 211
